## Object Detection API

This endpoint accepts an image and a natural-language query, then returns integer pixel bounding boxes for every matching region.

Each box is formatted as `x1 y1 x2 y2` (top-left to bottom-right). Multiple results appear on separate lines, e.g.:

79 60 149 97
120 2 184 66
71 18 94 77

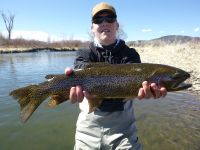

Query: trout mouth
172 73 192 91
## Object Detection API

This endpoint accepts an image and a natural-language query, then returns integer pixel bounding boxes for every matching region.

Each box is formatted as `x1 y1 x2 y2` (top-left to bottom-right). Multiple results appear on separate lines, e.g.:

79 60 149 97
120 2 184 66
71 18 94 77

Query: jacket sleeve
74 49 91 69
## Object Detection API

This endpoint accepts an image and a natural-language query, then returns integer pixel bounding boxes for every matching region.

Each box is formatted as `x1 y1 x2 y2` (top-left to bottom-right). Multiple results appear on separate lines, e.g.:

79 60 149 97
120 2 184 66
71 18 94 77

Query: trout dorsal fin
45 74 56 80
45 74 64 80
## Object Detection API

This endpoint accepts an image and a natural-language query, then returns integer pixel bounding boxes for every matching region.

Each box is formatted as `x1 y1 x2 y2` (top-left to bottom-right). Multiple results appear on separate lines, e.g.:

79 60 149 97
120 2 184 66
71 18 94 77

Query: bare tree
1 12 15 40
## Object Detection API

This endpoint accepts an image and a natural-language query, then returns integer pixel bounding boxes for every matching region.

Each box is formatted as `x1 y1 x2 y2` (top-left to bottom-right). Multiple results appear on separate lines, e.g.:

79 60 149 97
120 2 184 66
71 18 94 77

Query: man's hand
65 67 96 104
65 68 85 104
138 81 167 100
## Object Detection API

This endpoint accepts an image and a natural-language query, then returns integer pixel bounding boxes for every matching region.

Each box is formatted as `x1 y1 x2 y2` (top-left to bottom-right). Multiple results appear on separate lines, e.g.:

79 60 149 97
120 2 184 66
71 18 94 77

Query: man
65 2 167 150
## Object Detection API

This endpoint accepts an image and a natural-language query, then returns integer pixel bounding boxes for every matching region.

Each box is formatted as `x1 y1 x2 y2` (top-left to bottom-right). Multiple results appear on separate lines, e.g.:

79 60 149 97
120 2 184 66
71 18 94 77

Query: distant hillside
127 35 200 47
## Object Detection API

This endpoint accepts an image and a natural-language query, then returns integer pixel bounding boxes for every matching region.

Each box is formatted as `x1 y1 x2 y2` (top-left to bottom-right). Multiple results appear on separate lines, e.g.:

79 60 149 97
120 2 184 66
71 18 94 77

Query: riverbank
134 44 200 96
0 47 77 53
0 37 89 53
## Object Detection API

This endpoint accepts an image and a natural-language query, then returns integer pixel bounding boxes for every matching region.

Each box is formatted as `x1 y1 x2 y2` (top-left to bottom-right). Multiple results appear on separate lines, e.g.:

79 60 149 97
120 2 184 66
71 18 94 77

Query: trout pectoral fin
48 94 69 108
88 98 103 113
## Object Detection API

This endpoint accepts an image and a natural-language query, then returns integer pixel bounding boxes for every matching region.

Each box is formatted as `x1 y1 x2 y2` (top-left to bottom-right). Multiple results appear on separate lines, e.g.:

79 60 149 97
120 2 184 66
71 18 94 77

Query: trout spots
134 68 142 72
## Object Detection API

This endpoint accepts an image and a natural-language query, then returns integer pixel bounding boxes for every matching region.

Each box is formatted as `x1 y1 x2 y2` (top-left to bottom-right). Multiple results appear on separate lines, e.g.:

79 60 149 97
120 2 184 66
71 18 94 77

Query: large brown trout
10 63 192 123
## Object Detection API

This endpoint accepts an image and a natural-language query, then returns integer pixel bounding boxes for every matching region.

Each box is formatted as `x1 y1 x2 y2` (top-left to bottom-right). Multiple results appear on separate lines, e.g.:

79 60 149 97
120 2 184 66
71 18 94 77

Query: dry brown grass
0 37 90 52
133 44 200 95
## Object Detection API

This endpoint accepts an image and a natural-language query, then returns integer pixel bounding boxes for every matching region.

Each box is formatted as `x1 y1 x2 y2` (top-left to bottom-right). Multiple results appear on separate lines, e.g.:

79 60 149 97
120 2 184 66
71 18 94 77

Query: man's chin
100 36 112 41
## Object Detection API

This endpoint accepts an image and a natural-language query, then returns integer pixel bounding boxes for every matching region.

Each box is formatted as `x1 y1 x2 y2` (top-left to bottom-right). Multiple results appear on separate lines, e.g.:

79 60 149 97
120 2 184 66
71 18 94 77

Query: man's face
91 12 119 46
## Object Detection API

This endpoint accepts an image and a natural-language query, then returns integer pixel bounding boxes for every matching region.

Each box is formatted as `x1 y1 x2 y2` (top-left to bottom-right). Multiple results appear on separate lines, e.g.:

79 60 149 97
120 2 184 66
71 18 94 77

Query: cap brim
92 10 117 18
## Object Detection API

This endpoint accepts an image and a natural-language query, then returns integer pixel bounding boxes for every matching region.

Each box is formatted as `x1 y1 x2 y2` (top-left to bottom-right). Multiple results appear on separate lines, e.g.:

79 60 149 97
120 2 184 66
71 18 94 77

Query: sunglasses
92 15 116 24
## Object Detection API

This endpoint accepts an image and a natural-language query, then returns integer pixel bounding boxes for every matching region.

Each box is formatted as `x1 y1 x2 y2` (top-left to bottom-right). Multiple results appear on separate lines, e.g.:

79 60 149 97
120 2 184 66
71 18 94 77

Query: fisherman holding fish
66 2 167 150
10 2 192 149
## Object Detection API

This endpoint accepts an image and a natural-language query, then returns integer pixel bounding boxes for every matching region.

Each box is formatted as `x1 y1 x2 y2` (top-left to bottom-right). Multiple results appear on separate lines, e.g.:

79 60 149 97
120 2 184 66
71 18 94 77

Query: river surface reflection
0 52 199 150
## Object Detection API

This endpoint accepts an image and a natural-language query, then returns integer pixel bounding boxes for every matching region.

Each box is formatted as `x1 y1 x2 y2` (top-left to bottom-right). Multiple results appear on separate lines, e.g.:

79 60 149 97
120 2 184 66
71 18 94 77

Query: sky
0 0 199 42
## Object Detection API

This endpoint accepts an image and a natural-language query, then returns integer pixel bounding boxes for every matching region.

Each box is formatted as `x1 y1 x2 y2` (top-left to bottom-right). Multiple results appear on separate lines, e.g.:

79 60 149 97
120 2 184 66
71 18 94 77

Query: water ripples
0 51 200 150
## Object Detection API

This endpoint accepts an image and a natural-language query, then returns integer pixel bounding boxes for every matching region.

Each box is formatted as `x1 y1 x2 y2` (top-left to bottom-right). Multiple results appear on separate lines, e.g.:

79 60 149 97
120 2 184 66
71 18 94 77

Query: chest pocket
101 51 113 63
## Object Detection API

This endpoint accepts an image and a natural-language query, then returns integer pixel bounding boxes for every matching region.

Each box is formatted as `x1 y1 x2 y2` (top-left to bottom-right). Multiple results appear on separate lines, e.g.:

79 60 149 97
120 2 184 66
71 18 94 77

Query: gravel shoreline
134 45 200 97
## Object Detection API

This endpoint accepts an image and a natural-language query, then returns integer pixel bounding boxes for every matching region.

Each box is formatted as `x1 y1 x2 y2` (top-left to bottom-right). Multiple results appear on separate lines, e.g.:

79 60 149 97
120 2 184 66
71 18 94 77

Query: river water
0 51 200 150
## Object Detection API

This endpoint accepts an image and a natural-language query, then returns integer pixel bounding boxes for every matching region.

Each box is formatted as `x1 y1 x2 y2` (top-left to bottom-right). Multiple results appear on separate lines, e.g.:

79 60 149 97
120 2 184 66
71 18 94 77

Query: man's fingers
76 86 84 102
138 81 167 100
142 81 152 99
69 87 77 104
138 88 145 100
65 67 84 103
150 83 160 99
160 87 167 97
69 86 84 104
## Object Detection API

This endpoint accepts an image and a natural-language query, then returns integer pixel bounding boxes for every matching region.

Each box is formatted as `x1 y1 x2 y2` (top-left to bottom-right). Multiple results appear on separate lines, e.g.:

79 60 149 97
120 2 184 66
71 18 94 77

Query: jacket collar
93 38 120 49
90 39 125 55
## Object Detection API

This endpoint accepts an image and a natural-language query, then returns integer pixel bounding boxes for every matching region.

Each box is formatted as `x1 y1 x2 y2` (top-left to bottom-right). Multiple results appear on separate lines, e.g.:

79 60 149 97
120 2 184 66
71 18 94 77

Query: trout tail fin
10 84 49 123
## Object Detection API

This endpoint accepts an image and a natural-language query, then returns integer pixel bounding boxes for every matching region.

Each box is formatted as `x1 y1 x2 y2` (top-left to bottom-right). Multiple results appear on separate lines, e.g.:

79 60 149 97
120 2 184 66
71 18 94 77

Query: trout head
148 65 192 91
